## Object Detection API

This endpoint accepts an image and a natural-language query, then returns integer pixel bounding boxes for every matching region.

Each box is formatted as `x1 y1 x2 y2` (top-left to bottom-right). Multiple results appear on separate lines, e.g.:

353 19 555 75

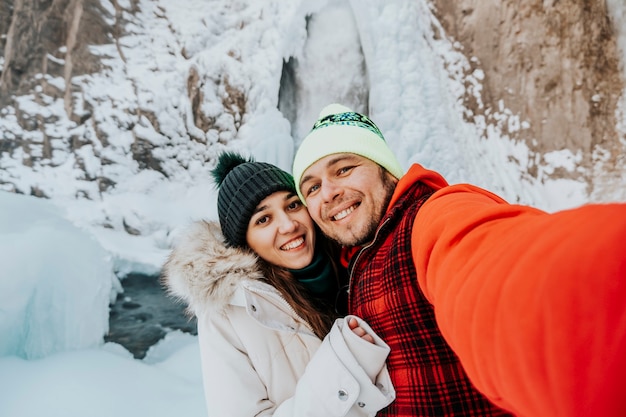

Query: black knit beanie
211 151 296 247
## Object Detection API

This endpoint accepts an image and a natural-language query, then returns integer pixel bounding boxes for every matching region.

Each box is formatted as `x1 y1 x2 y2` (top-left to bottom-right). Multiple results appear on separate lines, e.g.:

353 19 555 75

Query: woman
161 152 395 417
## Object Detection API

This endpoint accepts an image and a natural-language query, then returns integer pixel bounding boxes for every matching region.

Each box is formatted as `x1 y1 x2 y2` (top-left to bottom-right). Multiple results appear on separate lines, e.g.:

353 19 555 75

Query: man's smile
332 203 359 221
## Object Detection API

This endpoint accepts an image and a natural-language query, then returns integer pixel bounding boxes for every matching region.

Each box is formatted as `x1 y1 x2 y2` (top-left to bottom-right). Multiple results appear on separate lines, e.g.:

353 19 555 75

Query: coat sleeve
198 309 394 417
411 183 626 417
279 315 395 417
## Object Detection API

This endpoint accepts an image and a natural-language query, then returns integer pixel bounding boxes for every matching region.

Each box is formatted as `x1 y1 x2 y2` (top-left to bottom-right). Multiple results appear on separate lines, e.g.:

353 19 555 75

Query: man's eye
306 184 320 196
338 166 353 175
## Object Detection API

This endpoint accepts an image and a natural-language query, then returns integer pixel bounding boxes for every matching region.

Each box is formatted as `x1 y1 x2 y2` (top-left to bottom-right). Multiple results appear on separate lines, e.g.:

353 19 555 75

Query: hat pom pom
211 152 253 187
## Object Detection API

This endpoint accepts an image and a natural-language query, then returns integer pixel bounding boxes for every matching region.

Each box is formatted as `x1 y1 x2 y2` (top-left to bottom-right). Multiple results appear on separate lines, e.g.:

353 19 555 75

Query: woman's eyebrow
252 204 268 215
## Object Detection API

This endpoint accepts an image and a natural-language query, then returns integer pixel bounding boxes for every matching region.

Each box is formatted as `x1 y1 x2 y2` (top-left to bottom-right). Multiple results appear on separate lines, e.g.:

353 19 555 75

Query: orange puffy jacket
395 164 626 417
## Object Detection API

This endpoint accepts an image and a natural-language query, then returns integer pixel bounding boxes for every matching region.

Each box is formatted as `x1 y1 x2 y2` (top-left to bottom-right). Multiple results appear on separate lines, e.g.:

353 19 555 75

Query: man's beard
331 170 397 247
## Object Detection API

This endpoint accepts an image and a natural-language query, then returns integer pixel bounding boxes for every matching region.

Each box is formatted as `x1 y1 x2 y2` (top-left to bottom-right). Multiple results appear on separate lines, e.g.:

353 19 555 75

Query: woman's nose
277 214 298 234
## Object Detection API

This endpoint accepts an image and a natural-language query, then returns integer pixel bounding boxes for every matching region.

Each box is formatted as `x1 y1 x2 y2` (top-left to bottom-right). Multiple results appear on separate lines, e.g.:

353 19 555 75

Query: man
292 103 626 417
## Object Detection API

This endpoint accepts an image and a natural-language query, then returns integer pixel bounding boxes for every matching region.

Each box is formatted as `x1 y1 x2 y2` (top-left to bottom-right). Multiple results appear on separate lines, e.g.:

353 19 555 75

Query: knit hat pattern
212 152 295 247
292 104 404 203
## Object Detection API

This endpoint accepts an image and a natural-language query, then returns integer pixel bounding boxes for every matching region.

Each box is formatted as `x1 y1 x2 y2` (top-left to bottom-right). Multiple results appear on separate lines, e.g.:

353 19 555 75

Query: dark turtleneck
288 248 335 295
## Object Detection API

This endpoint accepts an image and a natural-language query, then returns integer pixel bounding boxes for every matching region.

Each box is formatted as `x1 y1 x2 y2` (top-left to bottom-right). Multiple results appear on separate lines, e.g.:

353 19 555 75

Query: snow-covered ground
0 192 207 417
1 0 626 416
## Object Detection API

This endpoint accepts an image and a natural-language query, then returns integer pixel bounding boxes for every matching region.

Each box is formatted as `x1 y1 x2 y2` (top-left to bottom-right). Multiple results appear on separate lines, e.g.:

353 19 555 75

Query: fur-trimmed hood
161 220 264 315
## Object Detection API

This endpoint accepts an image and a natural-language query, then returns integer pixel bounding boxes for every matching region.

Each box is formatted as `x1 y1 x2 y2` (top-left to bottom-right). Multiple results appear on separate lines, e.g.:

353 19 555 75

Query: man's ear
380 165 399 185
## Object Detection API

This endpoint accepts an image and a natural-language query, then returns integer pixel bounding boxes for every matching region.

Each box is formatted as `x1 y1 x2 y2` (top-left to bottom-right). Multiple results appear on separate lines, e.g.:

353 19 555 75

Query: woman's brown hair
256 233 345 339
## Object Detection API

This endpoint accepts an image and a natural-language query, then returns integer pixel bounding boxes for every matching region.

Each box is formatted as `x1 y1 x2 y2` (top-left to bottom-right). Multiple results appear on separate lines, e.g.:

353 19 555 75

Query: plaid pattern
349 182 513 416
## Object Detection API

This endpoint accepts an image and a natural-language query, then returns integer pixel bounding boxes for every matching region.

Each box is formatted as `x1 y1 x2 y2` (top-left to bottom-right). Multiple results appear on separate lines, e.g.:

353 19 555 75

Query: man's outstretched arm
413 184 626 417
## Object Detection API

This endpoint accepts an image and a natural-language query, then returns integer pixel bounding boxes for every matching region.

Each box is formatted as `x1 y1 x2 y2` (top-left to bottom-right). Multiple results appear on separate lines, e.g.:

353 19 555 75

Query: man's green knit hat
292 104 404 203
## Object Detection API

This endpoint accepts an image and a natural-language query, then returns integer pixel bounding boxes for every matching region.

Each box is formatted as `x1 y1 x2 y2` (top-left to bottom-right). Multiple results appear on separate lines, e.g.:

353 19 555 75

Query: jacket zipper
347 191 433 296
247 285 315 334
347 217 392 295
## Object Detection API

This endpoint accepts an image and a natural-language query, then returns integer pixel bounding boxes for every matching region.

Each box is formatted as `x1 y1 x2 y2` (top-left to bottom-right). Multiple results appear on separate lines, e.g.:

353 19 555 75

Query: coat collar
161 220 264 315
387 163 448 210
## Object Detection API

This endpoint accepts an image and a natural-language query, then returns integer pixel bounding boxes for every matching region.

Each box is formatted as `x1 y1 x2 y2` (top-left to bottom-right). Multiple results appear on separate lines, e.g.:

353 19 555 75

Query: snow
0 192 206 417
1 0 625 416
0 192 117 360
0 332 206 417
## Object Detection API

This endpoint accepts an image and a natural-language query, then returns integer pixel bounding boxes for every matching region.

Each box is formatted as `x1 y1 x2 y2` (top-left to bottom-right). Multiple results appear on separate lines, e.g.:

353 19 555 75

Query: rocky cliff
1 0 624 212
431 0 626 200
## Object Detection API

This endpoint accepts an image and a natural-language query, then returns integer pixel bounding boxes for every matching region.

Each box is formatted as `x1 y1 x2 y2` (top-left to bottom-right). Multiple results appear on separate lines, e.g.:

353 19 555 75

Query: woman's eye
255 215 269 225
287 200 302 211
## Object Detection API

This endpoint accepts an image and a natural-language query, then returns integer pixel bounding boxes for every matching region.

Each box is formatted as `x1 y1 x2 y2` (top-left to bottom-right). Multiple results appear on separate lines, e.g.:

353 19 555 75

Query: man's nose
320 180 342 202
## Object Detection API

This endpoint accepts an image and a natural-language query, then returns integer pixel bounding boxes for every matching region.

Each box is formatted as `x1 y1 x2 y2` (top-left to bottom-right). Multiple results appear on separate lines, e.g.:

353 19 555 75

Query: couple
163 104 626 417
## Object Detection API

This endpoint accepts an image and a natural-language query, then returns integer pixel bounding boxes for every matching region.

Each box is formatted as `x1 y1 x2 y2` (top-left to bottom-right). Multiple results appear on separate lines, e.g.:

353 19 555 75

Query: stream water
104 273 197 359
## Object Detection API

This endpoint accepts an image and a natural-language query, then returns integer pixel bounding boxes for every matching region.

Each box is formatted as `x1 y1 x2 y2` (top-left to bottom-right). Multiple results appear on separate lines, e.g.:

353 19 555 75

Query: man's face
299 153 397 247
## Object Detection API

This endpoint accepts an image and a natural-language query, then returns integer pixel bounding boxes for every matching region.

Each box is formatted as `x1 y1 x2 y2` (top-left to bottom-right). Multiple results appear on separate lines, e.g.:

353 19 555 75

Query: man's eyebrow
299 155 358 187
300 173 314 187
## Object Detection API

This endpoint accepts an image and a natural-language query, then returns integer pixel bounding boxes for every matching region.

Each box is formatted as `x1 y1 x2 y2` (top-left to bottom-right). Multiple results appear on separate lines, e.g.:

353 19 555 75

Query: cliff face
431 0 626 198
1 0 113 104
0 0 135 197
0 0 240 200
0 0 625 204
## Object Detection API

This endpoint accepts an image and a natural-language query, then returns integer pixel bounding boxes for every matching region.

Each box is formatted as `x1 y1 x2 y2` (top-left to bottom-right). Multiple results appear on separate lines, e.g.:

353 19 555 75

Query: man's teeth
281 237 304 251
334 205 355 221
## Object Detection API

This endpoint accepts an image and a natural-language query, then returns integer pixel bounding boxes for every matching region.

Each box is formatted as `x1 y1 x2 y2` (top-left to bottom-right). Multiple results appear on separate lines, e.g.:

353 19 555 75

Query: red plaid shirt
348 181 512 416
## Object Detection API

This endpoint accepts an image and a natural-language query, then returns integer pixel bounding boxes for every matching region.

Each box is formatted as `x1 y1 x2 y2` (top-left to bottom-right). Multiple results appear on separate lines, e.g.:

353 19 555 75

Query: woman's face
246 191 316 269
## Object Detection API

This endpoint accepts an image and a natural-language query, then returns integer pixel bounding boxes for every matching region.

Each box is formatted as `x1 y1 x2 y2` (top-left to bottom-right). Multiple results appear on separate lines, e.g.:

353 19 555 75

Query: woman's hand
348 316 375 344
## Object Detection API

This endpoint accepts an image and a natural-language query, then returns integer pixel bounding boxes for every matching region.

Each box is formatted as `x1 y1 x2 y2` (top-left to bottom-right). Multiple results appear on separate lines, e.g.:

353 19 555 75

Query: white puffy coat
162 220 395 417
